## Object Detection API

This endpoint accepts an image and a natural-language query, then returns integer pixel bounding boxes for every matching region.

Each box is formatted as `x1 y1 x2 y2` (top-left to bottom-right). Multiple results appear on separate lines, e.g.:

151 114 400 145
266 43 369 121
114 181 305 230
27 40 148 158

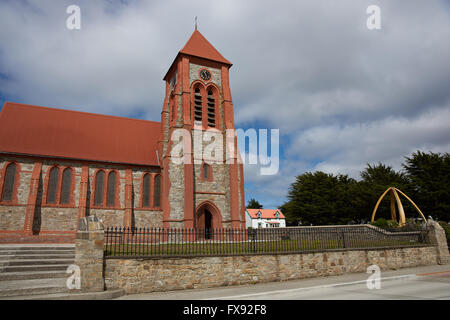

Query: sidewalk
116 263 450 300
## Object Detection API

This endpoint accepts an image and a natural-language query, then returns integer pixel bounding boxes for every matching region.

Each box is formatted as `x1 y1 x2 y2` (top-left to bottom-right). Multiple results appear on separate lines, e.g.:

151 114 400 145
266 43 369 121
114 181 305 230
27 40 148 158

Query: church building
0 30 246 243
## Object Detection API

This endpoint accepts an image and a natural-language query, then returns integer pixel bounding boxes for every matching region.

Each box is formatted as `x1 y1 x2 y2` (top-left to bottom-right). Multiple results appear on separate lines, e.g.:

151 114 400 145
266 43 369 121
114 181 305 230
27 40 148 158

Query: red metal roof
246 209 286 219
0 102 161 166
164 30 232 80
180 30 232 65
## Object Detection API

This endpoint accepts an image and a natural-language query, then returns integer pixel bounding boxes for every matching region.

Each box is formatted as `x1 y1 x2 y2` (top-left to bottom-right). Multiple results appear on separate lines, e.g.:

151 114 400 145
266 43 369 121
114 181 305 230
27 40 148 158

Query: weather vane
195 16 198 30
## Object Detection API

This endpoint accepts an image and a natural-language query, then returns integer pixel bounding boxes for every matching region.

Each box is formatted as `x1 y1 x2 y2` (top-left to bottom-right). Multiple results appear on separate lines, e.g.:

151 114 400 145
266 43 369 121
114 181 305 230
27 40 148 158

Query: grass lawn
104 238 426 257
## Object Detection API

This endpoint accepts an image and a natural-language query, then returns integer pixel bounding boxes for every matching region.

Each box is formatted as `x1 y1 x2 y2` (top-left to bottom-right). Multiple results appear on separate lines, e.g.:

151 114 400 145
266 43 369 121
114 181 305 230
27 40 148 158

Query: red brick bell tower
158 29 246 230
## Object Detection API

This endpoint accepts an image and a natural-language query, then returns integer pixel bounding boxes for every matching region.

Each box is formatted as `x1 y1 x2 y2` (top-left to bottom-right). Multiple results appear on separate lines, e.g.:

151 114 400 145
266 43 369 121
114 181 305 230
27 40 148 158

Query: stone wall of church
0 155 164 235
194 162 231 224
167 160 185 223
0 156 32 231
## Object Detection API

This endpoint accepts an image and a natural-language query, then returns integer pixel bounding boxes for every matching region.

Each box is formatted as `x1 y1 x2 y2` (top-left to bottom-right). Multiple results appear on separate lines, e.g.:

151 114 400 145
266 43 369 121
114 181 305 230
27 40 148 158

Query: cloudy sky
1 0 449 209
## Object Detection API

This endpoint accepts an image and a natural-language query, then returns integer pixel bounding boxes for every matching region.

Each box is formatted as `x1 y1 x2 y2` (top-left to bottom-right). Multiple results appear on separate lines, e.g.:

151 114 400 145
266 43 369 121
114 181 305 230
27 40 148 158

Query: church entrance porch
194 201 222 240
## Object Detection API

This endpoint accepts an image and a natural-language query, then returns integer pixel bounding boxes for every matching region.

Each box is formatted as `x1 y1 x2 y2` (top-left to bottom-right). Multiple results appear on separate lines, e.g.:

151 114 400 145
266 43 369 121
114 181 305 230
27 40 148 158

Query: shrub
371 218 398 230
438 221 450 244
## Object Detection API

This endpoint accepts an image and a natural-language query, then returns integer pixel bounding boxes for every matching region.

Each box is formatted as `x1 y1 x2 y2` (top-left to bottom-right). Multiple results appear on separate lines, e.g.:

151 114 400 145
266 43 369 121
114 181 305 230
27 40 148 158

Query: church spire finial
195 16 198 30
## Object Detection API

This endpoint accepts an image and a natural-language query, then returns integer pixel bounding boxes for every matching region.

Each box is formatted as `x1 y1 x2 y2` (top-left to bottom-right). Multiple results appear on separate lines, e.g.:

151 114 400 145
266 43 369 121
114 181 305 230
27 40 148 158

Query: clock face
199 69 211 81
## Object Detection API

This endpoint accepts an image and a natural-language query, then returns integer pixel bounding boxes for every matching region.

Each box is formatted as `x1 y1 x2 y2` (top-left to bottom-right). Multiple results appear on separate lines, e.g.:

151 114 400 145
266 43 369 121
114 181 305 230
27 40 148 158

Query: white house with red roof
245 209 286 228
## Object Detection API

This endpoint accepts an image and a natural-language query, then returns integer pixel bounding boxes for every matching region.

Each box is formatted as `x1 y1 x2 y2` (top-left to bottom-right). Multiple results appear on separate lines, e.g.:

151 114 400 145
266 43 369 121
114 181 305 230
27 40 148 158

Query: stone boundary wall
104 245 438 295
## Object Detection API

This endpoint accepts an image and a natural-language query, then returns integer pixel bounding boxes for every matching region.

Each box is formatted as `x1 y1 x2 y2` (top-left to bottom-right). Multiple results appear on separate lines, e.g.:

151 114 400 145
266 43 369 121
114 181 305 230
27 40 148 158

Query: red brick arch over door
195 200 222 239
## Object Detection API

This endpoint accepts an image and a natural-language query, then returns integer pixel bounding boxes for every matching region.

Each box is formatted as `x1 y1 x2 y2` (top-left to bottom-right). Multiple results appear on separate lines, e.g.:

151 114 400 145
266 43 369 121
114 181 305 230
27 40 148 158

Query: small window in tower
207 90 215 128
203 163 210 179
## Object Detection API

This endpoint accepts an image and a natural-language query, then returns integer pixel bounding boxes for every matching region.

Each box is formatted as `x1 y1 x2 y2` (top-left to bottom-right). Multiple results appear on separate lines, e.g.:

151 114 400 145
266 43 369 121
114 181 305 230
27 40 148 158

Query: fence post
73 215 105 292
426 220 450 265
250 229 256 253
341 230 346 249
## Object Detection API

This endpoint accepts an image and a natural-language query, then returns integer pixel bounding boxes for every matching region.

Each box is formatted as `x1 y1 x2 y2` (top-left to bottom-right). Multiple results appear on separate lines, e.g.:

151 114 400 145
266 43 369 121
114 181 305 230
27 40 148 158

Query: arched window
60 168 72 204
153 175 161 208
94 170 105 206
47 167 59 204
106 171 116 207
194 87 203 123
1 163 17 202
207 89 216 128
142 173 151 208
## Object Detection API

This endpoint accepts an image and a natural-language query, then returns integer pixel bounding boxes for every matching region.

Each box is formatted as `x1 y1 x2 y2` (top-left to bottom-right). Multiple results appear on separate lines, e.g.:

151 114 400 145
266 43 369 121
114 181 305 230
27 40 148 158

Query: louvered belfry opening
207 90 216 128
194 87 203 123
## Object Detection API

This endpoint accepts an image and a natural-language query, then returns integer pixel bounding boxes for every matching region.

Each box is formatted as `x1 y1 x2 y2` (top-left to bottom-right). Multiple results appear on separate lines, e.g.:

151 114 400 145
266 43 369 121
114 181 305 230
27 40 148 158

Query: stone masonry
104 246 438 295
74 215 105 292
426 220 450 264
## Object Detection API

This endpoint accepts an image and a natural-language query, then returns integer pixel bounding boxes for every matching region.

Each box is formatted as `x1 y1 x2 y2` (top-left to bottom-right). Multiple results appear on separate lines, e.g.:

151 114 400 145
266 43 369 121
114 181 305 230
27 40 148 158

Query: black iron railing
103 225 430 258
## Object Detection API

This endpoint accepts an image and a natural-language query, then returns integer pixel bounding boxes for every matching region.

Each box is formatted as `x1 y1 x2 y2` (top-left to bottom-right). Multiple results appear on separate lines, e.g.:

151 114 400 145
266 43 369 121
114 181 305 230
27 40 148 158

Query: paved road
116 264 450 300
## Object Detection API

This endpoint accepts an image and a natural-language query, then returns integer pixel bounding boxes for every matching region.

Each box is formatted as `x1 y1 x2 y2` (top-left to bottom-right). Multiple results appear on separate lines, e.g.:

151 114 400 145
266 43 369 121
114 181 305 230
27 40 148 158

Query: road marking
203 274 416 300
416 270 450 276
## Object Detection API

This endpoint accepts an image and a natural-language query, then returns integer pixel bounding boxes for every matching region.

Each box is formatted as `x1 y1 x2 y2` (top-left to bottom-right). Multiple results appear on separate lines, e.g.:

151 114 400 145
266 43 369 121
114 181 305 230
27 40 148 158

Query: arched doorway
195 201 222 240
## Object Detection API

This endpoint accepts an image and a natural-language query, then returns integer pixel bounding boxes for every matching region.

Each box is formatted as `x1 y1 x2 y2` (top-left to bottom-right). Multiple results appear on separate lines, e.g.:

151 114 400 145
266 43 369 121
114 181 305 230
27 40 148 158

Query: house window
106 171 117 207
1 163 17 202
153 174 161 208
207 89 215 128
94 170 105 206
60 168 72 204
47 167 59 204
142 173 151 208
258 222 262 228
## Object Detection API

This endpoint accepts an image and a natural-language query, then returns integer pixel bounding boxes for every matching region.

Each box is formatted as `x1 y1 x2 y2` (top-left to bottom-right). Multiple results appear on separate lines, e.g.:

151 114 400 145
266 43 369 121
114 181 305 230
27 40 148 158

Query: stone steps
0 270 68 281
0 259 75 266
0 242 124 300
0 254 75 260
1 288 125 300
2 264 72 273
0 244 76 299
0 278 68 298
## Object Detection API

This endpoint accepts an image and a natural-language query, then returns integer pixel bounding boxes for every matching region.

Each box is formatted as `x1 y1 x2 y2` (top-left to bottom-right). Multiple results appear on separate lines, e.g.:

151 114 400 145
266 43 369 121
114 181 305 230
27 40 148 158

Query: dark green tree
246 198 263 209
279 171 359 226
359 163 413 221
403 151 450 221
